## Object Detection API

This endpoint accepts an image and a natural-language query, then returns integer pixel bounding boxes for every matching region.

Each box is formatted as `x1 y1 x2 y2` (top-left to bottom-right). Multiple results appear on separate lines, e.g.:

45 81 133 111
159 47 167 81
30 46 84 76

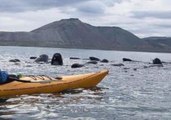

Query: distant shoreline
1 45 171 54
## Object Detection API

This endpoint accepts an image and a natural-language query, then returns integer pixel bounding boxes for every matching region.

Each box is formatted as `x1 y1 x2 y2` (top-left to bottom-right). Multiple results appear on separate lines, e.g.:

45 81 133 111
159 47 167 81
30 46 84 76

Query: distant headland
0 18 171 53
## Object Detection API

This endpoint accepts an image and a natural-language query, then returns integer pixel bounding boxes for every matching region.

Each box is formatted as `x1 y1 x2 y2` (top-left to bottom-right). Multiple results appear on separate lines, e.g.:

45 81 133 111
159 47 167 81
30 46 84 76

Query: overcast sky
0 0 171 37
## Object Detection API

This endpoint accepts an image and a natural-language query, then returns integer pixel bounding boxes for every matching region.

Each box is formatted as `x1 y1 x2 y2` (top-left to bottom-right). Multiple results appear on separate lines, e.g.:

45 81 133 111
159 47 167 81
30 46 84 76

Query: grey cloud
132 11 171 19
0 0 124 13
0 0 90 12
153 24 171 29
77 7 104 15
74 0 124 16
103 0 124 6
76 2 105 15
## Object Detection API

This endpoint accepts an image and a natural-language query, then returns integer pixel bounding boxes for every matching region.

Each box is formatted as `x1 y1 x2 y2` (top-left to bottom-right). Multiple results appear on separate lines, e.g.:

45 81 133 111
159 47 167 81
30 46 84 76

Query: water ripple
0 46 171 119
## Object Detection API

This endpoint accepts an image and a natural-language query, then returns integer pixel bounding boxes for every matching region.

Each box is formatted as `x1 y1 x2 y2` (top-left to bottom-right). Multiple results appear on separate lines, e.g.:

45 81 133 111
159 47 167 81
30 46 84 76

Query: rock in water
89 57 100 61
71 63 84 68
123 58 133 62
35 54 49 63
100 59 109 63
111 63 124 67
86 60 98 64
153 58 162 64
70 57 80 60
9 59 20 62
51 53 63 65
30 57 37 59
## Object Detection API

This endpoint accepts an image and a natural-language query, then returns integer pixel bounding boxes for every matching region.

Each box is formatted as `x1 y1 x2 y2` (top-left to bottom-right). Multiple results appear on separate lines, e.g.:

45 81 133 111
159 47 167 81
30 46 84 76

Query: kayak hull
0 70 108 97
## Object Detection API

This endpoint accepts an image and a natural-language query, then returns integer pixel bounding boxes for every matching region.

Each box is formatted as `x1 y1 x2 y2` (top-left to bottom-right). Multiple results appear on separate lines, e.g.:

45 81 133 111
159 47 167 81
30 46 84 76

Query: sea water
0 46 171 120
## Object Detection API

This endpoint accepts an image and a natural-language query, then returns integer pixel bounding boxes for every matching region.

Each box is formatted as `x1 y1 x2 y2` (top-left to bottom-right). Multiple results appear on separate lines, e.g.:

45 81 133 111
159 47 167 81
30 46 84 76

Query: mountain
0 18 171 52
31 18 151 51
143 37 171 52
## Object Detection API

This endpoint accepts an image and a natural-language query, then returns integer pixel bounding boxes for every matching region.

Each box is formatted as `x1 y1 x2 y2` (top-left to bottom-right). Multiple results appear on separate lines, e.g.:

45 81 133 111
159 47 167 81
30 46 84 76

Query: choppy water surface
0 46 171 120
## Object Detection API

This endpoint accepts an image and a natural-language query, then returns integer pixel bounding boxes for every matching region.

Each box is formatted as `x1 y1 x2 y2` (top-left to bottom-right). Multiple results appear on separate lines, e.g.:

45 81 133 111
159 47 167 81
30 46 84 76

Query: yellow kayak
0 69 108 97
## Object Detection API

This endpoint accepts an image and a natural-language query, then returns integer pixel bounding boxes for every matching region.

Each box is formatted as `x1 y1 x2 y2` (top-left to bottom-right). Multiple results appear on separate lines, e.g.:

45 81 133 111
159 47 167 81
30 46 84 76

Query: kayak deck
0 69 108 97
